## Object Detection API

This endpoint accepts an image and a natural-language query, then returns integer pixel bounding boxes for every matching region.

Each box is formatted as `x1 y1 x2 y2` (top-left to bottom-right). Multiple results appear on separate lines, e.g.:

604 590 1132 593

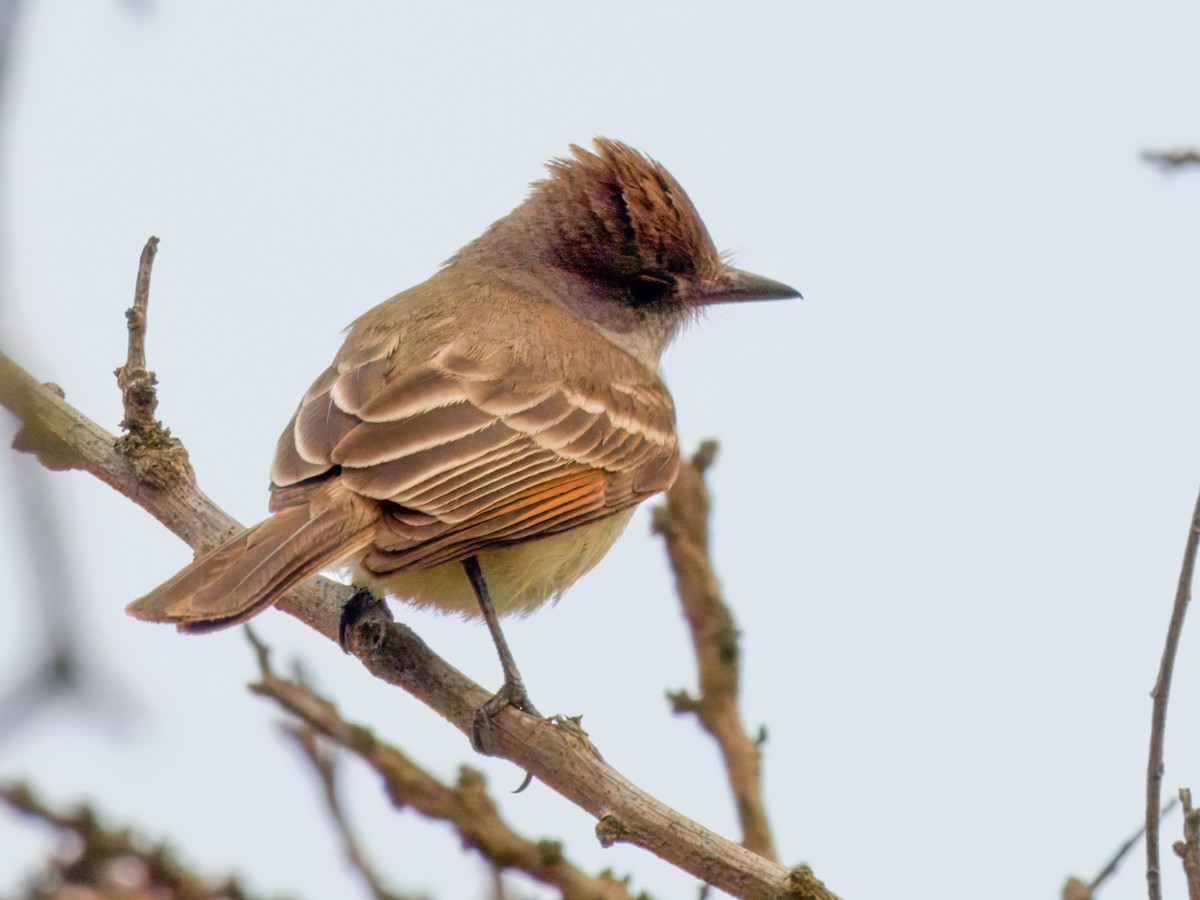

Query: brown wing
270 333 679 574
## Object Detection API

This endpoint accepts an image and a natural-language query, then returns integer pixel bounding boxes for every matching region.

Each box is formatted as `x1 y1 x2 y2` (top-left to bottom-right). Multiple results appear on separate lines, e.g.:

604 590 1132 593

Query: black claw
471 709 488 753
470 678 542 753
338 588 391 653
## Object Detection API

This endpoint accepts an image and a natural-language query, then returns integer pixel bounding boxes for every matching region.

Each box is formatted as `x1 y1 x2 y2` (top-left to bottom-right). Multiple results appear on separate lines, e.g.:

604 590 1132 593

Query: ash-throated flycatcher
128 138 798 724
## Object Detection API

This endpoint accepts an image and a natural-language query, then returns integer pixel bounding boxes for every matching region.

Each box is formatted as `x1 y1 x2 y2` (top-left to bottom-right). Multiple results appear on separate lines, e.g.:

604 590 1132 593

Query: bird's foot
338 588 392 653
471 677 541 753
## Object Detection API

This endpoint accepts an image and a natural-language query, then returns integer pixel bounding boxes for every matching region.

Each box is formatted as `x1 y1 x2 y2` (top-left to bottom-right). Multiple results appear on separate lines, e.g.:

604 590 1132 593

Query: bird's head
452 138 799 357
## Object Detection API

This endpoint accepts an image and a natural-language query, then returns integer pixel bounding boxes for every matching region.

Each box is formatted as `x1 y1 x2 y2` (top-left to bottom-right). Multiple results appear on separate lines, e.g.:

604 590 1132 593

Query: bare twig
1146 483 1200 900
112 235 195 488
1143 148 1200 171
0 781 255 899
248 625 415 900
1174 788 1200 900
286 724 418 900
0 242 837 899
1063 798 1177 900
115 235 158 424
250 634 633 900
489 863 507 900
652 441 776 862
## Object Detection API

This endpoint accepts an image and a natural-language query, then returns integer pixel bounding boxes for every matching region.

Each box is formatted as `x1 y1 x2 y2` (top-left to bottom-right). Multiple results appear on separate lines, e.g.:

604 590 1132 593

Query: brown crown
454 138 723 289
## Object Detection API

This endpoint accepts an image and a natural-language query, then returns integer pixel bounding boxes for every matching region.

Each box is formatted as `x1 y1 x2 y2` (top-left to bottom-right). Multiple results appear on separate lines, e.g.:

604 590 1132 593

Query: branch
250 631 632 900
0 781 255 899
0 242 838 900
652 441 776 861
1146 483 1200 900
339 585 830 899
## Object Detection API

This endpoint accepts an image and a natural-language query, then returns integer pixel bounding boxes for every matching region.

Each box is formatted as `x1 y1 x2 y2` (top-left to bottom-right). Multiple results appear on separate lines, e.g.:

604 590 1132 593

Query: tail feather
127 485 379 632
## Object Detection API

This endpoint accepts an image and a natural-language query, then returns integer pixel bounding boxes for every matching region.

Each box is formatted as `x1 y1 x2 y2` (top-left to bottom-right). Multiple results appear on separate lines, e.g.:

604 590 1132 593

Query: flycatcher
128 138 798 724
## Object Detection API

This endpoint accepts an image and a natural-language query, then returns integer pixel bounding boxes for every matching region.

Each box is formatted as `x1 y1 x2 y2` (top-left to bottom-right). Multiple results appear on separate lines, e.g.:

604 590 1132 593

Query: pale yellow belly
354 510 635 617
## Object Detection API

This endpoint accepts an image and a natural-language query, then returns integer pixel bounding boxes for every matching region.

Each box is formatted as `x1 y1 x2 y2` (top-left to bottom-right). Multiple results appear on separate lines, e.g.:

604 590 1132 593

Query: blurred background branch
1142 148 1200 171
0 781 255 900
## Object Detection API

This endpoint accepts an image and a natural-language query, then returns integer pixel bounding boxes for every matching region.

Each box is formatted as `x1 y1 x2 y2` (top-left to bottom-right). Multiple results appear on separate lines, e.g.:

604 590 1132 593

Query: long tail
126 483 379 632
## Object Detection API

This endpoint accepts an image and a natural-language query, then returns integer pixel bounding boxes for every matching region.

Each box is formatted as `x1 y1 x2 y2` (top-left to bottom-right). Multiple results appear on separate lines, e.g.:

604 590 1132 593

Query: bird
127 138 798 728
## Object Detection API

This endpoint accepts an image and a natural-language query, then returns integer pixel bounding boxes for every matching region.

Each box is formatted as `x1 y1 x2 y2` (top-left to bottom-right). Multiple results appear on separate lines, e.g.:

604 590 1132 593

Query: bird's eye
629 274 673 306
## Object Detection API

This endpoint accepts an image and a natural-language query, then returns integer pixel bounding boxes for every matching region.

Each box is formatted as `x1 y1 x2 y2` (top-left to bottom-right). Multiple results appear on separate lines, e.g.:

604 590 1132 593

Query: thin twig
1064 798 1178 899
112 235 194 488
1142 149 1200 171
114 235 158 434
1097 798 1176 892
249 635 634 900
286 724 419 900
1146 484 1200 900
247 627 415 900
652 441 776 862
489 863 507 900
1174 788 1200 900
126 239 155 376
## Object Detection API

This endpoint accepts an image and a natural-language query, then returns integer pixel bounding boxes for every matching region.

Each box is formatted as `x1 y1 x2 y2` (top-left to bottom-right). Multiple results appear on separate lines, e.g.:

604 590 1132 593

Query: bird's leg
337 587 393 653
463 556 540 750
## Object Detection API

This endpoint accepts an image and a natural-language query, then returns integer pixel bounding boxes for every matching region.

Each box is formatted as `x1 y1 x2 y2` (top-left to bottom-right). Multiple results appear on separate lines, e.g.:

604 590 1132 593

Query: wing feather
363 469 606 572
331 401 496 467
339 421 524 501
270 329 679 572
294 390 360 466
352 368 466 422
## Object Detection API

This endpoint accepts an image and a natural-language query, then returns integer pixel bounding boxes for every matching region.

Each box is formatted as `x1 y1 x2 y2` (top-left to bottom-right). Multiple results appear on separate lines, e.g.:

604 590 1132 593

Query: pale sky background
2 2 1200 898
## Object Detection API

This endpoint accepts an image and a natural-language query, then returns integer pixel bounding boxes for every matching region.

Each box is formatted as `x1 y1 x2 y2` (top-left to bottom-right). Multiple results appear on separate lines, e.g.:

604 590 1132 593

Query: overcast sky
3 2 1200 898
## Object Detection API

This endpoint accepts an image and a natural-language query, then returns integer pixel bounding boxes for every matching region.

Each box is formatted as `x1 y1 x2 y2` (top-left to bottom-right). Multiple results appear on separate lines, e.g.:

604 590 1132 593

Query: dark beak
699 267 802 305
